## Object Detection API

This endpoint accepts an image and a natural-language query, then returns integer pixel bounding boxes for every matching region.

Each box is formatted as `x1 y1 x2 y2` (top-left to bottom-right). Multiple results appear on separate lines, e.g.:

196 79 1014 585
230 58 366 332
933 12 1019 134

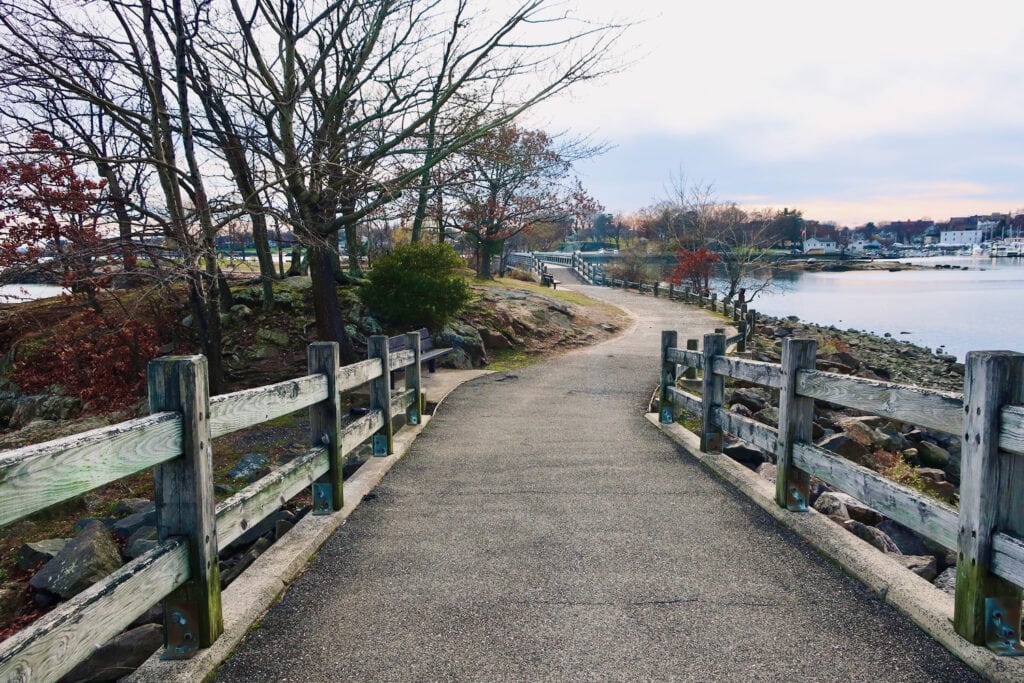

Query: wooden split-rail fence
658 330 1024 654
0 334 430 681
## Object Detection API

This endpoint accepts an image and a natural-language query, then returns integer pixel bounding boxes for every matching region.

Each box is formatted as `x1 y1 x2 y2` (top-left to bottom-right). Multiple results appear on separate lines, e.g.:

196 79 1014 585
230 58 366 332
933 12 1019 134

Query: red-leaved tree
0 132 111 308
668 247 720 294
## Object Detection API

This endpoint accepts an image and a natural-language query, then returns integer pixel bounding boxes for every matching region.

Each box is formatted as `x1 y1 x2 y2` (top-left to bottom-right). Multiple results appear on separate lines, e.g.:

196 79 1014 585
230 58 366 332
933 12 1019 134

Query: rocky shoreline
699 307 968 597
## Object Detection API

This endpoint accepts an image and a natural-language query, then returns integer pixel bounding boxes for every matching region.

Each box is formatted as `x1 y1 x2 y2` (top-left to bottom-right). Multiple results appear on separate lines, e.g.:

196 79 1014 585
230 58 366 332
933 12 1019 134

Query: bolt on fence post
148 356 223 657
308 342 343 512
700 333 726 452
776 338 817 511
954 351 1024 647
368 335 394 455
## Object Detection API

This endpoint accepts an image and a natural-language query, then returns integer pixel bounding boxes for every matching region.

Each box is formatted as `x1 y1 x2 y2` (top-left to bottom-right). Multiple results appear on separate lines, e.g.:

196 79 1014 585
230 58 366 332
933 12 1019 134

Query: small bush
358 243 470 330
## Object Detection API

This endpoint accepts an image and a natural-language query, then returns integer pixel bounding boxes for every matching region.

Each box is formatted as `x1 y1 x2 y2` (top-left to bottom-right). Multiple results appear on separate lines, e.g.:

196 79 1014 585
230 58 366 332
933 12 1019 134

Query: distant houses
803 237 838 254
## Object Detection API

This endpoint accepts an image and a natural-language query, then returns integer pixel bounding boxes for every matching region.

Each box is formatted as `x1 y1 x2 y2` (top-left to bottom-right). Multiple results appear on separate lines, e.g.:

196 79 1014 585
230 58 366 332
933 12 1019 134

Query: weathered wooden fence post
148 356 223 657
776 338 817 511
711 293 717 312
405 331 424 425
368 335 394 455
308 342 343 513
660 331 678 423
954 351 1024 649
737 321 748 353
700 333 726 452
684 339 699 380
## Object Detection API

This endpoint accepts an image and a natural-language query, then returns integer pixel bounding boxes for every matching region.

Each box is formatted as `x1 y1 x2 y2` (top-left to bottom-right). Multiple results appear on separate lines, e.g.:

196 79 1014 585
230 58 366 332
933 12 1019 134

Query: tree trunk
287 246 306 276
216 267 234 312
307 242 357 363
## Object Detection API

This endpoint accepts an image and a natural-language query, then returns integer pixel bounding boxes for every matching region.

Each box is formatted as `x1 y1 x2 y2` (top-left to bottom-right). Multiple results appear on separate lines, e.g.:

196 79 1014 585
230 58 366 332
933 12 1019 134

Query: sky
526 0 1024 226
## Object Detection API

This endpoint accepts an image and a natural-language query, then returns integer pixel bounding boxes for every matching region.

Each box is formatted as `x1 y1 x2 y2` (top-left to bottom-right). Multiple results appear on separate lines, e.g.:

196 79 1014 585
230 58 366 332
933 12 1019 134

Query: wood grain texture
660 331 678 420
796 369 963 435
148 356 223 651
712 356 784 389
336 358 383 394
389 389 416 417
666 347 702 369
700 334 726 452
342 411 385 459
368 337 394 455
792 443 959 551
308 343 343 511
0 539 189 683
209 374 329 439
1000 405 1024 455
388 349 416 371
992 532 1024 587
216 447 330 547
713 408 779 455
667 386 702 416
954 352 1024 643
405 332 424 420
0 413 182 527
776 339 816 509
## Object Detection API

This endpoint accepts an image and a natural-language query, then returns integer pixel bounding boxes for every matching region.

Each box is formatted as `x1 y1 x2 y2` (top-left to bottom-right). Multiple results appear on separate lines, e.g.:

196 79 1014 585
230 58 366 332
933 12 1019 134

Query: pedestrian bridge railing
0 335 426 681
659 331 1024 655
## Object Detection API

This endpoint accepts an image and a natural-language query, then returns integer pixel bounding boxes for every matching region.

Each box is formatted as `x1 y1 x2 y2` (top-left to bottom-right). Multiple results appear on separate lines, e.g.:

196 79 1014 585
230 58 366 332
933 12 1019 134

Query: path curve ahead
217 271 977 682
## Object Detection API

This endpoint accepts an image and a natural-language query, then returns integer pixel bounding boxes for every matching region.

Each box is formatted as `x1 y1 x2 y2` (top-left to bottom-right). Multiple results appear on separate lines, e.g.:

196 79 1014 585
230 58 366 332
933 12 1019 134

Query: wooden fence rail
0 334 424 680
659 331 1024 654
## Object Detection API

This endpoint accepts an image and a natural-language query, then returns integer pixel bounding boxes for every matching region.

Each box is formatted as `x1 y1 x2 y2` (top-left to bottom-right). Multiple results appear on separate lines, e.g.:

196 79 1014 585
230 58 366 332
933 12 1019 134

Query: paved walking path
217 270 978 681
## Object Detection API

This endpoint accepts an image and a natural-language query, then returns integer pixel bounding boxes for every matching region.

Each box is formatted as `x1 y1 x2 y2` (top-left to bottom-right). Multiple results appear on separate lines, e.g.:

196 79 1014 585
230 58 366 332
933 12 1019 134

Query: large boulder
723 440 766 469
890 555 938 581
439 322 486 366
61 623 163 683
111 509 158 541
840 519 901 554
255 327 290 347
729 388 769 413
228 453 269 481
815 433 871 466
752 407 779 428
30 521 123 603
917 441 950 469
875 520 928 556
17 538 69 570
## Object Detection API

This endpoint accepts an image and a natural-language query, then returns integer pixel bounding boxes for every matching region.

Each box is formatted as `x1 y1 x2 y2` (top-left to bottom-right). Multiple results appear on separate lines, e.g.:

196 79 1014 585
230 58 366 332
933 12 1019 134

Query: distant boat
989 240 1024 257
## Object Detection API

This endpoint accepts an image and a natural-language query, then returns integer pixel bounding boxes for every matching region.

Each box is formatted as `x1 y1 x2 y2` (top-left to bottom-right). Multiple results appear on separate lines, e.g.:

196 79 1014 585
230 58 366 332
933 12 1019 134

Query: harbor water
748 256 1024 361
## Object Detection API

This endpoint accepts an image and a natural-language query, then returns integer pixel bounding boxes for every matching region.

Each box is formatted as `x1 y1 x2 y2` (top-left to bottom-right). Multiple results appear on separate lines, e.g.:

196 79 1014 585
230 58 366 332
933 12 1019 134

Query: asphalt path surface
217 269 978 682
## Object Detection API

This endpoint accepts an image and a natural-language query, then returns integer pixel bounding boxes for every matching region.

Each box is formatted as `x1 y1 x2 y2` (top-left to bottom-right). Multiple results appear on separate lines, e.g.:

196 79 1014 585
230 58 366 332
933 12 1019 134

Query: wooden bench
387 328 453 388
541 273 561 289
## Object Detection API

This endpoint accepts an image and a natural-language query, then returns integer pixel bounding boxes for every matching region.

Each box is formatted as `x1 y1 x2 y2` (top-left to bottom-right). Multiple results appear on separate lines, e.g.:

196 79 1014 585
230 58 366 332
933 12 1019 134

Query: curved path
217 270 977 681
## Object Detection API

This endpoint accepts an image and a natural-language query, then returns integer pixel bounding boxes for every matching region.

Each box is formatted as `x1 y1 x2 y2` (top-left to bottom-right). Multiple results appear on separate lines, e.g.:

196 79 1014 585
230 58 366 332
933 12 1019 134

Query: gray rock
250 344 279 360
37 395 83 421
934 567 957 595
752 407 779 428
729 388 769 413
30 521 123 602
229 453 269 481
17 538 70 570
111 510 157 541
61 623 163 683
813 492 850 520
828 492 882 525
728 403 753 418
360 316 383 335
230 304 253 321
917 440 950 469
722 441 766 468
225 510 292 552
439 322 486 364
255 328 290 347
275 519 294 540
439 347 473 370
478 327 515 350
221 537 274 587
815 433 871 466
755 463 777 482
841 519 901 554
891 555 938 581
74 517 116 533
128 538 158 560
112 498 154 516
876 520 928 556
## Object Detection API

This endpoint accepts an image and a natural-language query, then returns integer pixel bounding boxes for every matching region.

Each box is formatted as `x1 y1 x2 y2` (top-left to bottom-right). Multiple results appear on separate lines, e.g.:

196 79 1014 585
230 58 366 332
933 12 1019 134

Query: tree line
0 0 621 391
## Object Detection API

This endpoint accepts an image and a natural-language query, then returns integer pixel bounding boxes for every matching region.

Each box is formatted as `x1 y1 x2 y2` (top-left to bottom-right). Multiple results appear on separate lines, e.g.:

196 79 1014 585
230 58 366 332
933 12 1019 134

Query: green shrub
358 243 470 329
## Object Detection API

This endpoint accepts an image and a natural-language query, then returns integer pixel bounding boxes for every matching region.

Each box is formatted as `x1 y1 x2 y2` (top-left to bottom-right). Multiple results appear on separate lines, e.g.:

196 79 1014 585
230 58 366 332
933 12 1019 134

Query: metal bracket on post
373 434 388 457
162 604 199 660
986 598 1024 656
786 483 809 512
660 406 673 424
408 406 420 426
312 482 333 516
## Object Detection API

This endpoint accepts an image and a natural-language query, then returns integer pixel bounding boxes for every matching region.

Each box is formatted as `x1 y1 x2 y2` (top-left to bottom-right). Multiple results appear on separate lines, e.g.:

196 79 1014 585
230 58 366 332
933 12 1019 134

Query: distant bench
387 327 453 388
541 273 561 289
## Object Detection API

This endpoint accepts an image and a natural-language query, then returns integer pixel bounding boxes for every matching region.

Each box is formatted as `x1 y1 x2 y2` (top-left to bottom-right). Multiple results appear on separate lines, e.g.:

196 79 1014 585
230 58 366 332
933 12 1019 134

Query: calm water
746 256 1024 360
0 284 66 303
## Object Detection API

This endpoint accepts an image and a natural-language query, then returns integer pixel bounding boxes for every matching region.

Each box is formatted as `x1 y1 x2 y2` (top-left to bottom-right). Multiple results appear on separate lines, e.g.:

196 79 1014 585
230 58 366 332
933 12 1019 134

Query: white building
803 237 838 254
939 229 983 246
847 239 882 254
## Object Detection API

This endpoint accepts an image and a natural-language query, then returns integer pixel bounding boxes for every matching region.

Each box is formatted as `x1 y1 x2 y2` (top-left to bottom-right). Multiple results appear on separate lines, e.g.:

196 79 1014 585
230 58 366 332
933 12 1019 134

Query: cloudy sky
529 0 1024 226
